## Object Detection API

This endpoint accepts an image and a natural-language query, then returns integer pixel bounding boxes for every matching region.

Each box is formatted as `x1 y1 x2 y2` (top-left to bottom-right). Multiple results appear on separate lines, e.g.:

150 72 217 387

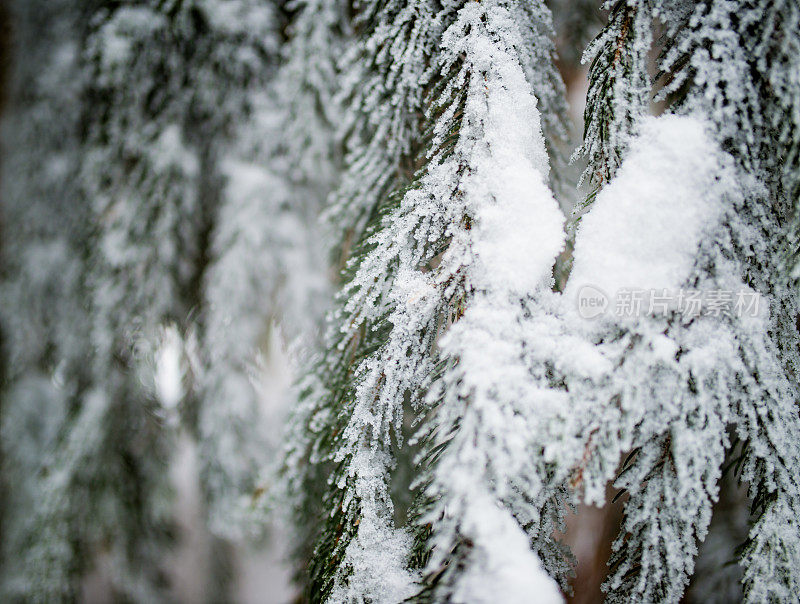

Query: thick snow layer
465 7 564 295
453 494 564 604
567 115 725 300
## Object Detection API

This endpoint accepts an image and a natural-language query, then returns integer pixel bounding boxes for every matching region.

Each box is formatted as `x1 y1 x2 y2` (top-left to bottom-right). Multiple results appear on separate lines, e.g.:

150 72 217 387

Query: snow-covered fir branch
564 115 756 602
573 0 656 193
321 0 457 260
406 1 570 599
287 0 570 600
549 2 800 601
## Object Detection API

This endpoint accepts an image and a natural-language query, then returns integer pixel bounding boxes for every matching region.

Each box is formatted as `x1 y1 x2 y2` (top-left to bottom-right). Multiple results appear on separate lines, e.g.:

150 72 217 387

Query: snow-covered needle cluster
1 0 799 602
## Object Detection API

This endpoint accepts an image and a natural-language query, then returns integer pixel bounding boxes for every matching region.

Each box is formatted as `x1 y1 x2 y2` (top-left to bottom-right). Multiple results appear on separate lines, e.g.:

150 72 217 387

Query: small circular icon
576 284 609 319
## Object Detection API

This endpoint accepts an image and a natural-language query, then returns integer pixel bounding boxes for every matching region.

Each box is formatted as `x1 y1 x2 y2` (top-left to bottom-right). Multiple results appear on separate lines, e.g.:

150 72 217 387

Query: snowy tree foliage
197 0 344 537
187 0 283 538
0 0 91 598
13 1 211 598
287 0 570 600
573 0 656 191
687 471 749 603
321 0 452 259
554 2 800 602
1 0 799 602
1 0 327 598
285 0 800 600
406 1 569 598
283 0 459 594
564 114 765 603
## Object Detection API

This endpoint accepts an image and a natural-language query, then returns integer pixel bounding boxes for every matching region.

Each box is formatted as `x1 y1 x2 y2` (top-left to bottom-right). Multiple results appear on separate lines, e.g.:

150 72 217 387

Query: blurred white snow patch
235 529 295 604
567 115 726 302
152 125 199 176
199 0 274 39
221 157 277 205
94 7 167 79
253 322 294 443
154 324 184 421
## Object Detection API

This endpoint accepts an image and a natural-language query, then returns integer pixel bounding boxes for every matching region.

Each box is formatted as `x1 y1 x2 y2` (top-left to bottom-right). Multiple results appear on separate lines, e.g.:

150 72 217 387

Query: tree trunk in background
564 491 624 603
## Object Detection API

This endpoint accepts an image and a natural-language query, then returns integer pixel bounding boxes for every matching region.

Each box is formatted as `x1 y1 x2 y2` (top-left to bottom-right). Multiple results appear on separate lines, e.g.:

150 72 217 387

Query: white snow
567 115 725 301
154 325 184 415
453 495 563 604
415 1 568 599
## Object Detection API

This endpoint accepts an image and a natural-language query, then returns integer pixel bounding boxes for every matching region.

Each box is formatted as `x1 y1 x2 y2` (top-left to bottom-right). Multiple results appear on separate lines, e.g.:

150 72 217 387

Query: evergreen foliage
406 1 570 597
288 0 568 600
1 0 318 598
0 0 92 599
559 2 800 602
574 0 656 191
1 0 799 602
